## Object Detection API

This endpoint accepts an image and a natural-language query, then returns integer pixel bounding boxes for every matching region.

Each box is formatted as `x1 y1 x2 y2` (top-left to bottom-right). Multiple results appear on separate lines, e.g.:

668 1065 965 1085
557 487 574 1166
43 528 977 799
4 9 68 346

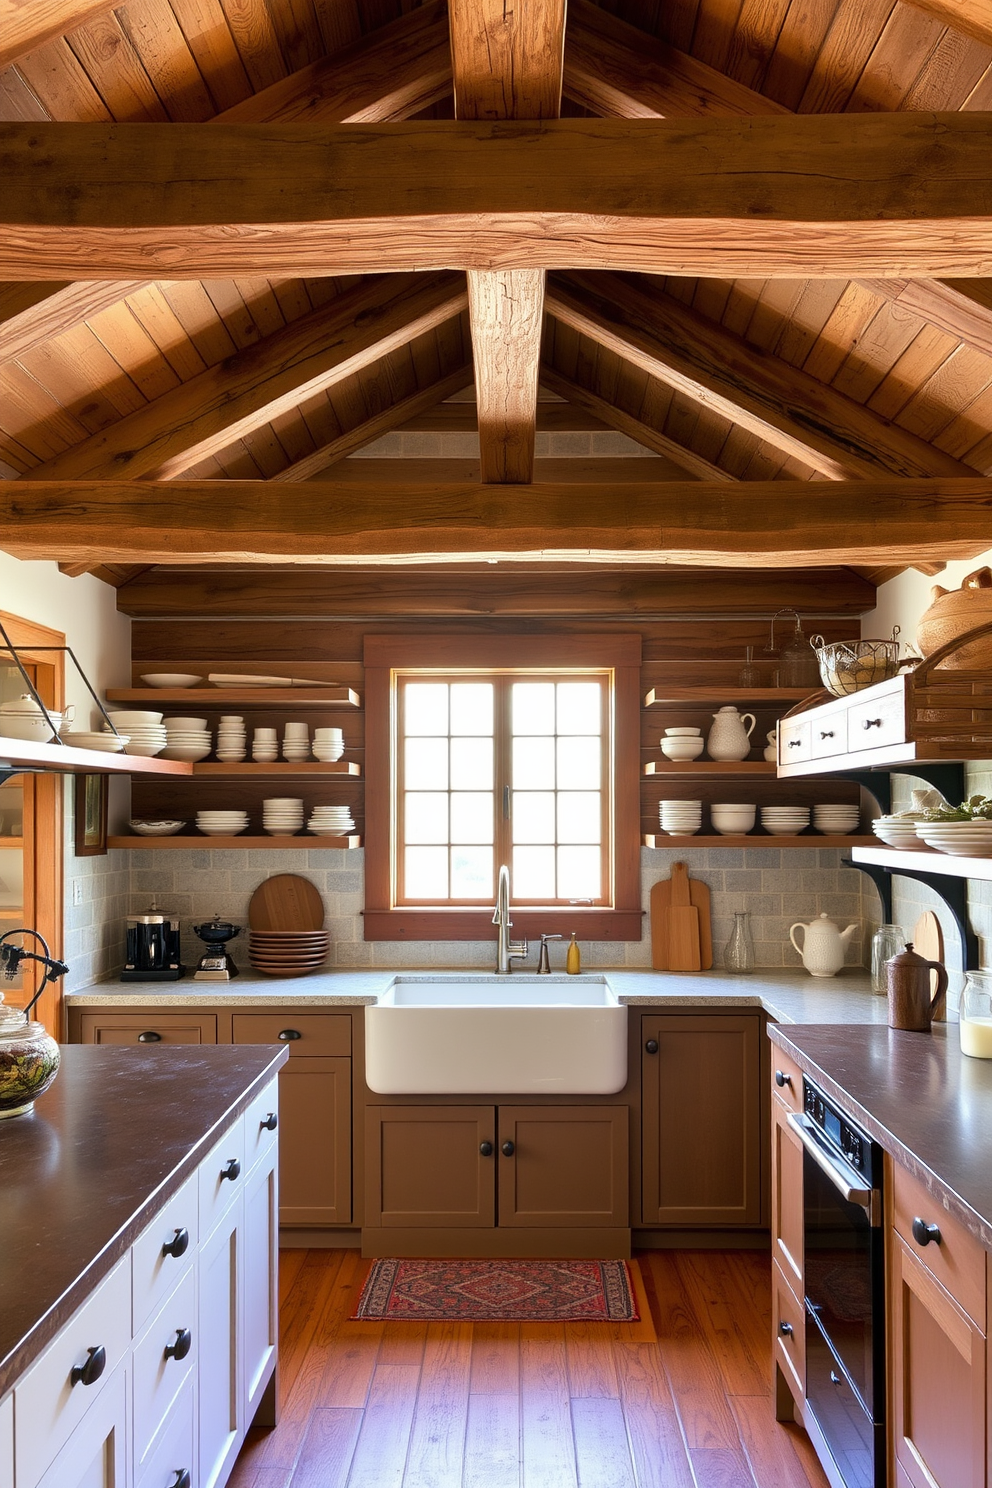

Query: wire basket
811 630 902 697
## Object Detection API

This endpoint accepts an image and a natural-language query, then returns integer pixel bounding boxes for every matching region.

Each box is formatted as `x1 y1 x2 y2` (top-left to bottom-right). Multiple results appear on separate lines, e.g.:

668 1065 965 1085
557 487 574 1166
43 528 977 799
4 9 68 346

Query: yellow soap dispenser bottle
566 932 581 975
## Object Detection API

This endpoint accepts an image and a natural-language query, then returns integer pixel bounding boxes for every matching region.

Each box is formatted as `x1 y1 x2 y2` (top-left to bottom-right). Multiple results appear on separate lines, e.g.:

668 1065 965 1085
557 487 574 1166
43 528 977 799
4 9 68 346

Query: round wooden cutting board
248 873 325 932
913 910 945 1021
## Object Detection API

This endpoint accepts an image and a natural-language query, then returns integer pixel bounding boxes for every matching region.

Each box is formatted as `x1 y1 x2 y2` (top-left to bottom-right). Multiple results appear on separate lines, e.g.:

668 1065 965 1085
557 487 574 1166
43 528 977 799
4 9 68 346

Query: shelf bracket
834 763 966 817
0 765 41 787
835 771 892 814
843 858 979 970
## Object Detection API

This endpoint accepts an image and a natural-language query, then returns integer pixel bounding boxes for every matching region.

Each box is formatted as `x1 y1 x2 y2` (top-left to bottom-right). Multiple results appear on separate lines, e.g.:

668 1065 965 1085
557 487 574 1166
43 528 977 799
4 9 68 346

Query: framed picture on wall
74 774 108 857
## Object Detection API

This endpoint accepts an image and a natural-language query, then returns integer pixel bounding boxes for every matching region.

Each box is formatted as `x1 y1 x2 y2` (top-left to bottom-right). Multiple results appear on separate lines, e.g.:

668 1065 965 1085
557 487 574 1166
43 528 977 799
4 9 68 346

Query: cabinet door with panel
0 1392 11 1488
243 1140 278 1424
771 1096 804 1299
365 1105 496 1228
640 1013 762 1227
33 1365 128 1488
198 1202 242 1488
498 1106 628 1228
75 1011 217 1045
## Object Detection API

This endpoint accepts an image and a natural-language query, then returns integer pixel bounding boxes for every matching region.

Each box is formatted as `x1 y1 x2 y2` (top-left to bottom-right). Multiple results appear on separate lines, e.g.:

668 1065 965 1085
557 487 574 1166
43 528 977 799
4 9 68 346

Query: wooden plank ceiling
1 0 992 597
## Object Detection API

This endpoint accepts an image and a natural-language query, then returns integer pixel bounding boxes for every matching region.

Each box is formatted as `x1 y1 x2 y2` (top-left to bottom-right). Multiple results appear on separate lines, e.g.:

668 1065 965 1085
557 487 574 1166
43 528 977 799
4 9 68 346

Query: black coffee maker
121 906 185 981
192 916 241 981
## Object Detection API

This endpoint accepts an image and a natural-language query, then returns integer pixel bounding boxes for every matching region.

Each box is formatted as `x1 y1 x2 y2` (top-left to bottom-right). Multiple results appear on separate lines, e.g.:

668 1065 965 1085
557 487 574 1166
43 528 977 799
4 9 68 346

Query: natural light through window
397 674 609 905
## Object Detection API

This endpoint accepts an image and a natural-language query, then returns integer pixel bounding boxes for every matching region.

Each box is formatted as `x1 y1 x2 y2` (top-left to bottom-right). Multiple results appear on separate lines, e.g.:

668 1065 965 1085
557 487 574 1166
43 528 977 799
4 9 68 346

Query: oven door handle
787 1112 874 1209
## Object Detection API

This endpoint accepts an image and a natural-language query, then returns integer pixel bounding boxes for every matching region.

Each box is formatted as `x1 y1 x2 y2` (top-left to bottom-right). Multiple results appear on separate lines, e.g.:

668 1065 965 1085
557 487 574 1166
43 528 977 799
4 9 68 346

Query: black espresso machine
121 906 185 981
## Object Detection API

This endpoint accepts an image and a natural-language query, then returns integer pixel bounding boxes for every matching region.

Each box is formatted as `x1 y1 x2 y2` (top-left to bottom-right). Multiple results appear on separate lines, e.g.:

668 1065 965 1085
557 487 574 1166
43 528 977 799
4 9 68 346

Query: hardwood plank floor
227 1249 830 1488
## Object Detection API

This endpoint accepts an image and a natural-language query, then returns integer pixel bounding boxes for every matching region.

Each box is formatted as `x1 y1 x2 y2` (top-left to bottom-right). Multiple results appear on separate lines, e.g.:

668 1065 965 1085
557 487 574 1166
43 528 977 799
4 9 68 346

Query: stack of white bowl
104 709 166 757
760 806 811 835
263 797 304 835
63 729 128 753
252 727 278 762
813 804 860 835
710 804 756 836
216 715 246 762
313 727 344 762
196 809 249 837
161 716 212 762
659 799 703 835
915 819 992 857
308 805 355 836
283 722 310 762
872 815 928 850
660 727 704 762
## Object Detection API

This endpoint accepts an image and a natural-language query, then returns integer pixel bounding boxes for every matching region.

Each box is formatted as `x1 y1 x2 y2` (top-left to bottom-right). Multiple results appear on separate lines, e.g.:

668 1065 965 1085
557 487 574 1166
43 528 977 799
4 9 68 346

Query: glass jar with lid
960 970 992 1059
0 999 60 1117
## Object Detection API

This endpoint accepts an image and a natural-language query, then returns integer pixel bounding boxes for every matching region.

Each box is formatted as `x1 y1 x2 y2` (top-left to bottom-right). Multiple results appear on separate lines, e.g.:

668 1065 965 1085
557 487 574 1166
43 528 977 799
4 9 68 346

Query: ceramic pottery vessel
0 1010 61 1118
917 567 992 669
706 706 756 761
789 913 858 978
886 943 947 1032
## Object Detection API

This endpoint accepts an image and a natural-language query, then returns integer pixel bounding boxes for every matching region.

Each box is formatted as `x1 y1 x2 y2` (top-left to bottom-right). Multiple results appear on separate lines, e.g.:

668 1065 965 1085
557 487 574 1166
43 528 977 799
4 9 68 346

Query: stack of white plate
813 804 861 835
252 727 278 763
308 806 355 836
161 716 212 762
104 709 167 757
216 714 246 762
283 722 310 762
263 797 304 835
313 727 344 762
196 810 249 837
62 730 129 753
872 816 928 850
915 820 992 857
760 806 811 836
659 799 702 836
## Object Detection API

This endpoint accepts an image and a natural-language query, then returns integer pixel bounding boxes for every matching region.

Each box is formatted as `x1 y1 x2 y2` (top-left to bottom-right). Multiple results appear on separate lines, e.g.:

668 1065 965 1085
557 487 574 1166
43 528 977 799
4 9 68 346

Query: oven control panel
804 1079 872 1180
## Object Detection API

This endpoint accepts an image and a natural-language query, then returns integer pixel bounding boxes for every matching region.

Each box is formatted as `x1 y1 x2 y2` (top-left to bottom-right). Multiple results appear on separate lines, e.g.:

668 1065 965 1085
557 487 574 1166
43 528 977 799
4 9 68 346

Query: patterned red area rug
352 1258 638 1322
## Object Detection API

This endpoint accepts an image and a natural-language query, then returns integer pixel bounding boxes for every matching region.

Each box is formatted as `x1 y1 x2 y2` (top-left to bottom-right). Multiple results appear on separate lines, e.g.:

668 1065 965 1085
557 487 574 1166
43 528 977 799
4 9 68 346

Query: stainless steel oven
788 1078 885 1488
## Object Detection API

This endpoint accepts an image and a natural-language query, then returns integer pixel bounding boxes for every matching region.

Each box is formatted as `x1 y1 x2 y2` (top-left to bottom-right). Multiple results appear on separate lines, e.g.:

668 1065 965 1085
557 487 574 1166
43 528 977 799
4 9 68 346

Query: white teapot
763 728 778 763
707 705 756 761
790 913 859 978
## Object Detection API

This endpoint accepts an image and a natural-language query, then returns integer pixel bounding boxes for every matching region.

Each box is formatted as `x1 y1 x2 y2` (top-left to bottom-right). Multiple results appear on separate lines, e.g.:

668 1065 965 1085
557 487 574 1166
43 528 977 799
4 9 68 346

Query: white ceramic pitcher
706 705 756 761
790 913 859 977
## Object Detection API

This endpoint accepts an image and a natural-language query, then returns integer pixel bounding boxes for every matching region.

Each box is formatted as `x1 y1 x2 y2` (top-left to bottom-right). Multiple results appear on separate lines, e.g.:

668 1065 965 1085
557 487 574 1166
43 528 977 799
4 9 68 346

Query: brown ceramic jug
886 943 948 1032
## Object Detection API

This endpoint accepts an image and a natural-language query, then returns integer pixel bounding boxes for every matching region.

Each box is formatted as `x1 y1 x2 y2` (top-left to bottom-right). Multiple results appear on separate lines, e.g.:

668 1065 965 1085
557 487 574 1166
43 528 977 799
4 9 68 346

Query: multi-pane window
397 673 610 906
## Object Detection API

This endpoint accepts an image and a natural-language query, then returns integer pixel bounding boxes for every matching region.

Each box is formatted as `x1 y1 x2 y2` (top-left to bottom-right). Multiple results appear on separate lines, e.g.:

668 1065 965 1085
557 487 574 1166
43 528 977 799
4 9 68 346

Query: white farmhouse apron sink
364 975 627 1096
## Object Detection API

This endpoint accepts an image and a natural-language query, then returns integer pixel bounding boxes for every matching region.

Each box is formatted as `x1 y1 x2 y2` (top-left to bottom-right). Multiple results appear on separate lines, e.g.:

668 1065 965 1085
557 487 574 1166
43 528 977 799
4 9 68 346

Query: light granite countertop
66 966 893 1026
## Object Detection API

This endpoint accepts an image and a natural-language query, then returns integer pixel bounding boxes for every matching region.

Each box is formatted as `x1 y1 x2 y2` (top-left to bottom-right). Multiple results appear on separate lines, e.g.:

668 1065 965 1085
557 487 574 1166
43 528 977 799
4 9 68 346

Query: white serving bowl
313 746 345 762
0 713 60 741
140 673 202 688
661 739 705 761
124 741 166 757
663 727 702 737
106 710 164 727
130 820 186 836
711 804 756 830
198 825 248 836
63 730 128 752
163 717 209 731
160 745 211 762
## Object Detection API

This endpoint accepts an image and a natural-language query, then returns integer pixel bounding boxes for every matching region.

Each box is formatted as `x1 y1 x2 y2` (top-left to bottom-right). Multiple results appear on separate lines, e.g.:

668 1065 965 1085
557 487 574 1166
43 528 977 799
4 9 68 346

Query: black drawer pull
137 1031 162 1043
501 1140 515 1157
862 718 883 730
819 730 834 740
171 1472 191 1488
162 1227 189 1260
778 1320 793 1337
787 739 801 748
165 1327 192 1362
480 1141 493 1156
221 1158 241 1182
774 1070 792 1089
277 1029 302 1042
912 1216 941 1247
260 1112 278 1131
645 1039 659 1054
70 1346 106 1388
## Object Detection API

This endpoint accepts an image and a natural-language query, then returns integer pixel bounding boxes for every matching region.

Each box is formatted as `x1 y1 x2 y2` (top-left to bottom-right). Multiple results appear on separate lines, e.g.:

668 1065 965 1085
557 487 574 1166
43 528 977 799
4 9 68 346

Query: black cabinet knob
260 1113 278 1131
501 1140 515 1157
170 1472 191 1488
221 1158 241 1182
479 1141 493 1156
138 1031 162 1043
277 1029 302 1042
778 1320 793 1337
774 1070 792 1089
70 1345 106 1388
162 1227 189 1260
912 1216 941 1247
165 1327 192 1362
645 1039 659 1054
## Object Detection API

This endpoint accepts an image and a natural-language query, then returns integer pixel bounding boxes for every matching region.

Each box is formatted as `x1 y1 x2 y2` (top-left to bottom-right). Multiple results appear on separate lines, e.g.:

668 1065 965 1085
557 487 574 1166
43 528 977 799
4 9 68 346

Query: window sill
362 908 644 941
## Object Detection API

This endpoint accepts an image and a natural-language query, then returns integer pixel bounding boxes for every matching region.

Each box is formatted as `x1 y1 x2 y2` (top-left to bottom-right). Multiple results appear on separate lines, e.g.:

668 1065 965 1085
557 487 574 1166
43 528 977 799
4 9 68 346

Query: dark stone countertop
0 1043 287 1399
769 1022 992 1251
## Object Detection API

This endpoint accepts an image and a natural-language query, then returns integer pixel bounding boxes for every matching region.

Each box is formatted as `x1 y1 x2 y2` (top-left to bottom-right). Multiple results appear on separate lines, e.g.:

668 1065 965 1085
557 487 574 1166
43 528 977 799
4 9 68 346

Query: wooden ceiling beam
112 566 877 617
0 0 117 70
538 365 734 482
545 272 977 481
278 365 473 481
4 117 992 280
0 3 452 367
902 0 992 49
450 0 566 483
4 478 991 568
22 273 468 482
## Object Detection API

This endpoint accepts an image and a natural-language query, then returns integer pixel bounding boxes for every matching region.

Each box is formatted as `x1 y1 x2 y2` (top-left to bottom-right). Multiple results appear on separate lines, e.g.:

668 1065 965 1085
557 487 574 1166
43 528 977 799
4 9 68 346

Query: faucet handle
537 933 562 974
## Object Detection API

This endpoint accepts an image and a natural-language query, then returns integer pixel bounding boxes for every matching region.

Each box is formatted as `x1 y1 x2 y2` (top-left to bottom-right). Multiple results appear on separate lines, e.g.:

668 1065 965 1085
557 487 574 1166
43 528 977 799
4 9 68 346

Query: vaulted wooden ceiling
2 0 992 600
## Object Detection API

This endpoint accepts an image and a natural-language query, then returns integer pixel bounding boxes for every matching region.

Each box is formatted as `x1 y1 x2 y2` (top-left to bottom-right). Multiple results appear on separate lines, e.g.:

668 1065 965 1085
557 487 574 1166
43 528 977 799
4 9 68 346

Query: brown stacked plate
249 930 330 977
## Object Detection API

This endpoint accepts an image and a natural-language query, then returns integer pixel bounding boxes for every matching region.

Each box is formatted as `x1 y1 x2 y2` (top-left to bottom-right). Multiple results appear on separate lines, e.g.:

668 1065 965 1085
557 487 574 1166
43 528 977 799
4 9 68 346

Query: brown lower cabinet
73 1010 218 1045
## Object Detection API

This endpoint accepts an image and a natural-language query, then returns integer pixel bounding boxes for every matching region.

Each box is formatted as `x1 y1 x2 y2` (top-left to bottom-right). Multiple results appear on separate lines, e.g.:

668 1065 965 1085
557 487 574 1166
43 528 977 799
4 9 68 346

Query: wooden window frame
364 633 643 941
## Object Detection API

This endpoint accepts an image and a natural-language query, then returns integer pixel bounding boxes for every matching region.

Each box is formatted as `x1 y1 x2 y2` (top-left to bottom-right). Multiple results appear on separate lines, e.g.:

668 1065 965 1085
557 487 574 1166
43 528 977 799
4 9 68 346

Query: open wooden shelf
644 687 812 705
190 762 361 777
644 761 777 776
107 688 361 708
109 834 361 850
0 735 192 776
851 845 992 882
644 834 874 849
0 837 23 849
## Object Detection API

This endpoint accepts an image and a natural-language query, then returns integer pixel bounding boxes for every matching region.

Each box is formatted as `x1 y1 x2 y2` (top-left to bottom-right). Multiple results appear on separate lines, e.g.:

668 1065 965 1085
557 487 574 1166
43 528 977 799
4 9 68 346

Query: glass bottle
725 911 755 975
738 645 760 687
870 924 906 995
960 971 992 1059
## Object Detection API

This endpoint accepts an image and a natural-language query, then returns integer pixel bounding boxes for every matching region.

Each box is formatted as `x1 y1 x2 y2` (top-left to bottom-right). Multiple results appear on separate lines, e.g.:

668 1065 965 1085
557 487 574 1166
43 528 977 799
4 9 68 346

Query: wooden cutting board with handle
248 873 325 931
913 910 946 1021
651 863 713 971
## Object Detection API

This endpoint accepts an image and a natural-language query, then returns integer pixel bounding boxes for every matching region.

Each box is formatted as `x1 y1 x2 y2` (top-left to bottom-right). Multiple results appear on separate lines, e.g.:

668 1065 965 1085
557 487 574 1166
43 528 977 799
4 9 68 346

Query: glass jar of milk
960 971 992 1058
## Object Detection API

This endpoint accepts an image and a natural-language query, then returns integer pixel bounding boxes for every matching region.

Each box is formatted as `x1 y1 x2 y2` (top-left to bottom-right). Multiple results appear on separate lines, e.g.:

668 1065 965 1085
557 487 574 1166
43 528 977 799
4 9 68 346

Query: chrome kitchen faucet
493 863 528 974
